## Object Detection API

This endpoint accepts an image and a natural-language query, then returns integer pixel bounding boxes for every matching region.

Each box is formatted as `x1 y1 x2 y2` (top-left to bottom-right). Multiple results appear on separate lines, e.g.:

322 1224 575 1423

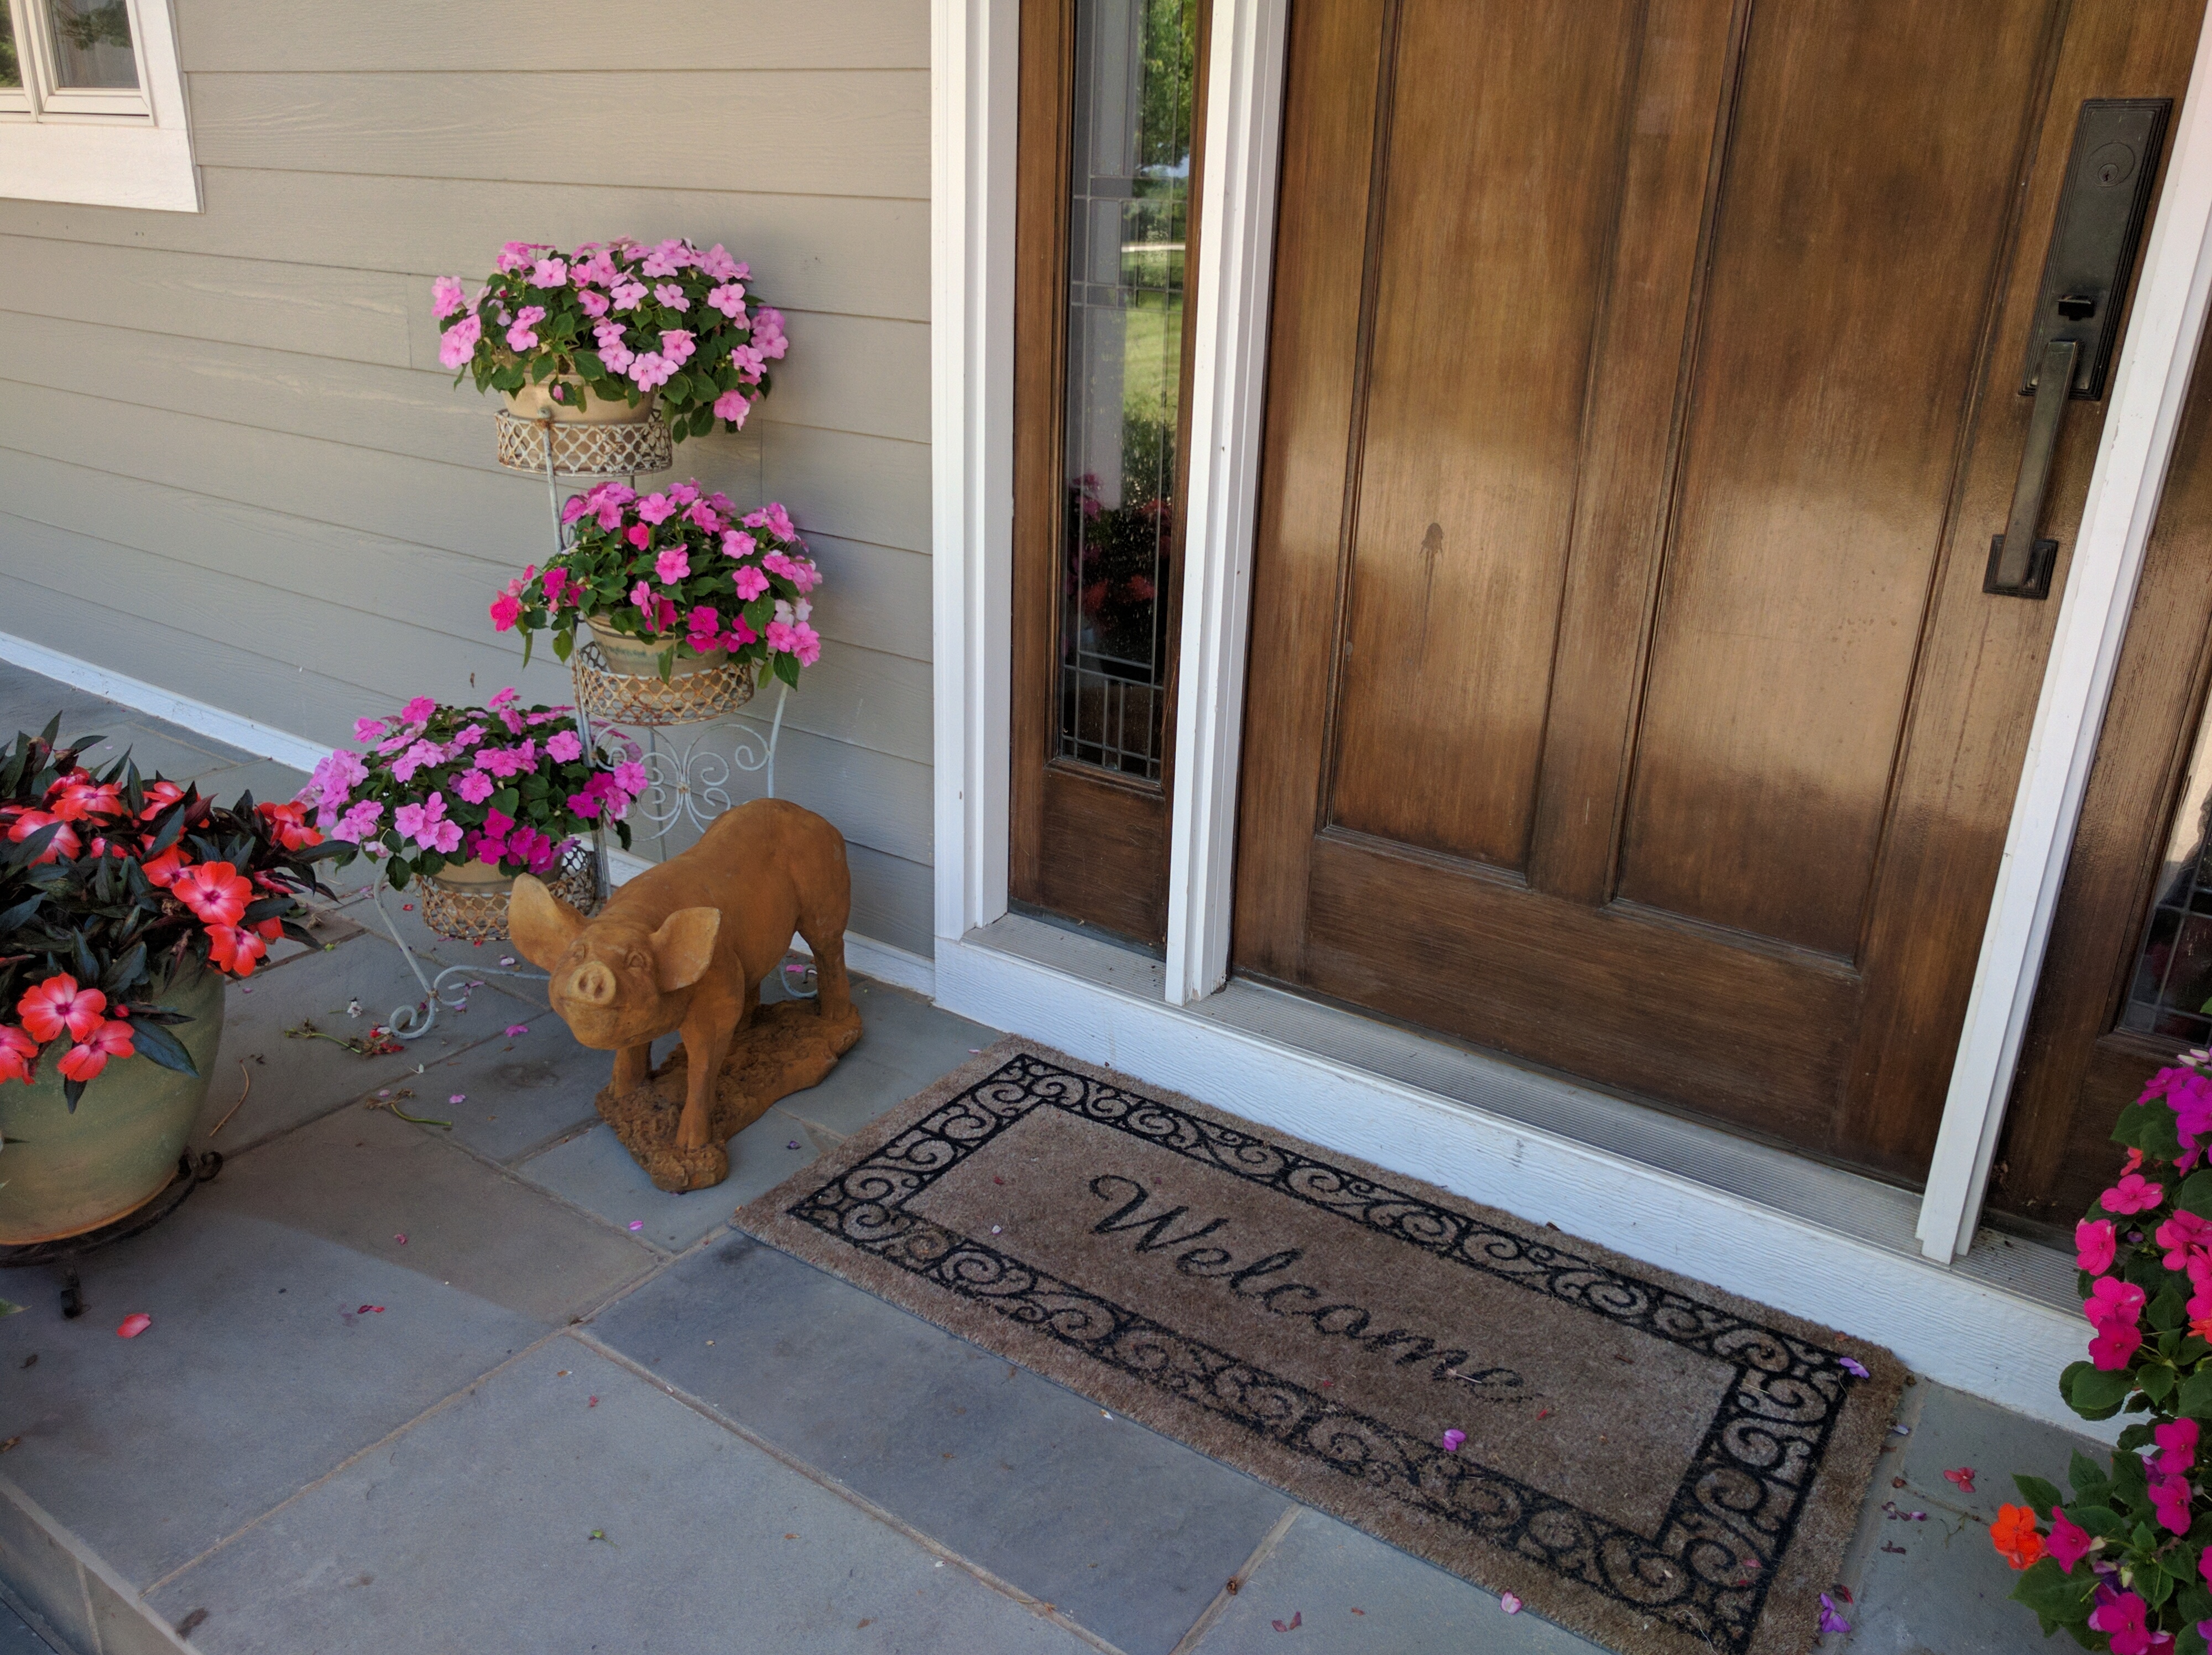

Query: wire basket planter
571 638 757 729
417 839 600 945
494 407 672 480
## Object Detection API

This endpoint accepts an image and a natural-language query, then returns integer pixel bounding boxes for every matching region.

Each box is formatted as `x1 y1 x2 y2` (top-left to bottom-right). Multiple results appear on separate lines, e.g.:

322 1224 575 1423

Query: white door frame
933 0 2212 1264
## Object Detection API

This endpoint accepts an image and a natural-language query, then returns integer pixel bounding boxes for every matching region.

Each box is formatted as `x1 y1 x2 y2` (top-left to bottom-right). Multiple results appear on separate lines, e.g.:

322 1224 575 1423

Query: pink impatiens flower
613 761 650 797
631 580 656 617
636 493 676 525
732 564 769 602
393 792 462 855
2090 1587 2158 1655
2077 1217 2117 1274
541 568 571 608
576 287 611 319
655 547 691 584
712 387 753 426
2103 1173 2166 1215
611 280 648 311
333 799 384 844
653 282 689 310
439 311 483 370
2087 1276 2146 1328
707 282 747 318
629 352 674 392
431 275 467 318
453 770 495 805
530 256 568 288
745 501 799 541
660 328 695 367
505 304 547 352
544 729 583 763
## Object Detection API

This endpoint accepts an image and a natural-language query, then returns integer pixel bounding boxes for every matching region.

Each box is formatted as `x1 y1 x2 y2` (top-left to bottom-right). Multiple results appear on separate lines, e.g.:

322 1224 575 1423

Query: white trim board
0 631 935 998
937 922 2107 1435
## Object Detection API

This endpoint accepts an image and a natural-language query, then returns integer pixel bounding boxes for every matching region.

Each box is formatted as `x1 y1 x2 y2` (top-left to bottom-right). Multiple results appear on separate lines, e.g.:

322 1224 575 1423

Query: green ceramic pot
0 965 226 1245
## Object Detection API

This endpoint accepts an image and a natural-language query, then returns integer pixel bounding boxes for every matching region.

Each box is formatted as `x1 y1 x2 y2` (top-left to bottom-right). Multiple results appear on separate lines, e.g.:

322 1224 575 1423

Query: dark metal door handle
1985 337 2079 600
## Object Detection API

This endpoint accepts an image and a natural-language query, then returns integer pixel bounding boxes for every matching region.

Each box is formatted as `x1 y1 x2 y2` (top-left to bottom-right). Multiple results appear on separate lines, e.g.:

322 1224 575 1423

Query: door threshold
940 913 2088 1427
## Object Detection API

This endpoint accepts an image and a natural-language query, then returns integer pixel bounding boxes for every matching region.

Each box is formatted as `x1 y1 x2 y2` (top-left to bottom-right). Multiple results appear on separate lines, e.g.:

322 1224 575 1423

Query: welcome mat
737 1041 1902 1655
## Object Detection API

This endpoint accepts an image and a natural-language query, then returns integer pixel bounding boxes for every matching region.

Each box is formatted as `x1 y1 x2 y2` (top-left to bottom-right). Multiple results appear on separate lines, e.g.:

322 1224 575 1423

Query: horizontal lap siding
0 1 937 957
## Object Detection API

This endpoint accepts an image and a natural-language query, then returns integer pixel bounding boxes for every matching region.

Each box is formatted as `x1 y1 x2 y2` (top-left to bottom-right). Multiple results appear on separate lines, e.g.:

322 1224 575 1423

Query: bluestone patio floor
0 660 2099 1654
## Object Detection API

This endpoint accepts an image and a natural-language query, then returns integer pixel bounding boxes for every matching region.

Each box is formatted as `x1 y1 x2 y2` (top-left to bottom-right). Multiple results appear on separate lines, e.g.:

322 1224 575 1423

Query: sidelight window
1055 0 1198 782
2124 690 2212 1043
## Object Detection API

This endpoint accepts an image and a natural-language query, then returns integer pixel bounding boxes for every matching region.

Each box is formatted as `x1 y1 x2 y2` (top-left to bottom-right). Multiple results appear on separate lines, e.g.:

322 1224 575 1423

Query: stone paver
0 1596 59 1655
1189 1508 1604 1654
592 1235 1292 1655
140 1341 1103 1655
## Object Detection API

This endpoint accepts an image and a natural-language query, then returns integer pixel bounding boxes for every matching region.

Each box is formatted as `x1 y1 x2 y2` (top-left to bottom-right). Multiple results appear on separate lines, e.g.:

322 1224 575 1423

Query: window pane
1056 0 1197 782
2122 690 2212 1044
0 4 20 88
46 0 137 89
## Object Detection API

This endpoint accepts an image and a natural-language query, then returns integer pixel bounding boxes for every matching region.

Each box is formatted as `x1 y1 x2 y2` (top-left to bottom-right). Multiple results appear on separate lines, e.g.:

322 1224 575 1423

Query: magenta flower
490 591 522 631
438 311 483 370
353 716 389 743
2077 1217 2118 1274
545 729 583 763
613 761 649 797
745 501 799 541
2158 1418 2200 1473
732 566 769 605
542 568 571 607
432 275 467 319
2152 1471 2193 1534
401 696 437 725
2086 1276 2146 1328
2048 1508 2093 1573
655 547 691 584
2090 1587 2156 1655
453 770 495 805
2103 1173 2166 1215
2090 1319 2144 1371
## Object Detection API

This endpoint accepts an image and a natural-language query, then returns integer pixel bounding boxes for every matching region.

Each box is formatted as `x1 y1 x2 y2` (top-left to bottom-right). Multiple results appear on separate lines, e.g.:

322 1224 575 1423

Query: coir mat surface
736 1039 1903 1655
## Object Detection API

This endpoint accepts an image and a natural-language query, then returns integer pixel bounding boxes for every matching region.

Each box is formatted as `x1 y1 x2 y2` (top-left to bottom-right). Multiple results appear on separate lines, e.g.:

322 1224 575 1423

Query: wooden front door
1235 0 2205 1182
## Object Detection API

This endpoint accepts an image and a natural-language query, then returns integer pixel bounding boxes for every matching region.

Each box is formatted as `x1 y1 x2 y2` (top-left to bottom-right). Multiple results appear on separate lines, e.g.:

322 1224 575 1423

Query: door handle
1984 97 2169 601
1985 337 2078 600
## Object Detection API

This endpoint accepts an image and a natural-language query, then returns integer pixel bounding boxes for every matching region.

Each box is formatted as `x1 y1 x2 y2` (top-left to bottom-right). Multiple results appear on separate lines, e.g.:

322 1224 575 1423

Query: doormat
736 1041 1903 1655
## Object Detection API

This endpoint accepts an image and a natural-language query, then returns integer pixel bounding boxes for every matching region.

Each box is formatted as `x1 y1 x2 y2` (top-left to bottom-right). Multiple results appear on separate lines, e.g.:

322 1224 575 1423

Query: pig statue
509 799 862 1186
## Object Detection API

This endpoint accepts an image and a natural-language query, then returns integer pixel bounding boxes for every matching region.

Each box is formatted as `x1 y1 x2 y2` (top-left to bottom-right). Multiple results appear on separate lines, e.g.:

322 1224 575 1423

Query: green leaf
2072 1446 2116 1497
2120 1421 2159 1452
128 1016 198 1078
2014 1474 2065 1515
2010 1554 2094 1635
2153 1285 2190 1333
492 789 521 816
146 799 188 856
2177 1367 2212 1420
2073 1503 2124 1537
2179 1169 2212 1220
2144 1363 2179 1405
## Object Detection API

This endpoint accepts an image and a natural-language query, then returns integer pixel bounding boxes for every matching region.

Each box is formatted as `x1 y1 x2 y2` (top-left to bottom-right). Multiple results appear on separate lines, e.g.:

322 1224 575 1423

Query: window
0 0 198 211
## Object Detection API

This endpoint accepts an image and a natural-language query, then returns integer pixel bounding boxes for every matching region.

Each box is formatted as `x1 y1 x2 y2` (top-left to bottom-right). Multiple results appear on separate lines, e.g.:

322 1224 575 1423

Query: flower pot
419 848 598 944
503 382 657 425
0 965 226 1245
586 620 719 683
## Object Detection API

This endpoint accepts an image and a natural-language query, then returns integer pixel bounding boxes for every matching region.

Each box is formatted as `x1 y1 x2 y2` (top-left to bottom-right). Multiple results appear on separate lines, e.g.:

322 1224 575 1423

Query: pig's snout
566 960 618 1006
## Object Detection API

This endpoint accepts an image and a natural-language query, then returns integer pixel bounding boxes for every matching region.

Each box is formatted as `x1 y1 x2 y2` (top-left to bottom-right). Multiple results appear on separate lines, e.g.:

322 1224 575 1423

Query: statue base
594 998 864 1193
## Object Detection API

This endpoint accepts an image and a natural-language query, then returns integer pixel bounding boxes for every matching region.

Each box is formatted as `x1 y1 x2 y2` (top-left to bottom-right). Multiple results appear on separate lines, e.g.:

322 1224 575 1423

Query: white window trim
0 0 199 212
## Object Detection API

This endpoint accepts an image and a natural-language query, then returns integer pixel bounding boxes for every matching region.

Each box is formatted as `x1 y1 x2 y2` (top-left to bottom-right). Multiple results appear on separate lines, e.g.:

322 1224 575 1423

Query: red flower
0 1026 35 1085
18 975 107 1044
57 1018 134 1082
255 800 321 851
138 780 185 820
140 845 192 888
6 810 80 865
172 861 251 926
48 780 124 821
206 923 268 978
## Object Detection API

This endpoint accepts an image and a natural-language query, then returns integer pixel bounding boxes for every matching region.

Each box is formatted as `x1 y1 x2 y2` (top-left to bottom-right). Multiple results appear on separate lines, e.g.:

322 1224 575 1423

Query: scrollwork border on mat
786 1053 1864 1653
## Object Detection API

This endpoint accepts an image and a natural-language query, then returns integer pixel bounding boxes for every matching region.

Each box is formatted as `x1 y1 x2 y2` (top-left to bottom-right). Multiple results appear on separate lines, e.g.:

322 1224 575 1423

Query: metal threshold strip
966 913 2076 1317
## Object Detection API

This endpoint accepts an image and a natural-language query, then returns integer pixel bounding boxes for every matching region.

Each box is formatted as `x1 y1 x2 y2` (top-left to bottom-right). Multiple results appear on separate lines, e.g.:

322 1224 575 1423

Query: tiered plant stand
365 405 800 1040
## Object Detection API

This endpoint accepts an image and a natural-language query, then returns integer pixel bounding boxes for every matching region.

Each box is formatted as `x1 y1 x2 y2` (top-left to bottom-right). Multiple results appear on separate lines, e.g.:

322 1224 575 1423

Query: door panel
1327 0 1640 869
1235 0 2204 1182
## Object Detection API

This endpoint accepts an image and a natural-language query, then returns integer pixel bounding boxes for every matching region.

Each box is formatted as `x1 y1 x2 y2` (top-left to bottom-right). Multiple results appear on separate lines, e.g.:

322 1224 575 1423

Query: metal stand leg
364 880 551 1041
60 1268 82 1320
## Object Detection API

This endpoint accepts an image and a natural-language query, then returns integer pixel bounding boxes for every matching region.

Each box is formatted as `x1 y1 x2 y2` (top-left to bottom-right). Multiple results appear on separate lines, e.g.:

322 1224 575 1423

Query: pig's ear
509 875 586 969
649 906 721 992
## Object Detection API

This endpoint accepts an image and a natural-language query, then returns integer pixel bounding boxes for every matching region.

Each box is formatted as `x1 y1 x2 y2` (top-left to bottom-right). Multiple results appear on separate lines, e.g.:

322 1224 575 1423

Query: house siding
0 0 936 956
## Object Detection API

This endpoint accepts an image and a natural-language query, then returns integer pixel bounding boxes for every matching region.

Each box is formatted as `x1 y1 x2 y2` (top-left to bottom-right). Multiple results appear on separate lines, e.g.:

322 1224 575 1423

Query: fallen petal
588 1396 598 1408
394 1233 407 1245
1500 1594 1521 1615
116 1313 152 1339
1270 1611 1302 1632
504 1024 529 1037
1441 1428 1467 1452
448 1094 467 1105
1839 1356 1870 1378
1817 1593 1851 1636
1942 1467 1976 1493
627 1221 644 1232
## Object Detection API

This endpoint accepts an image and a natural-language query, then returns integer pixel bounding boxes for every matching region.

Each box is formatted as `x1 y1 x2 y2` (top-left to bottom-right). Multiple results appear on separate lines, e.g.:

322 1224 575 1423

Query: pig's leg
675 976 745 1151
612 1042 651 1094
802 925 854 1026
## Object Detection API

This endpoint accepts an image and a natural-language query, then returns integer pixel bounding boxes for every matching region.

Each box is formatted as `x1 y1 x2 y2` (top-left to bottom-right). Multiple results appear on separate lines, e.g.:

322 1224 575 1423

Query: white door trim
1918 16 2212 1261
930 0 1019 946
1162 0 1290 1003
